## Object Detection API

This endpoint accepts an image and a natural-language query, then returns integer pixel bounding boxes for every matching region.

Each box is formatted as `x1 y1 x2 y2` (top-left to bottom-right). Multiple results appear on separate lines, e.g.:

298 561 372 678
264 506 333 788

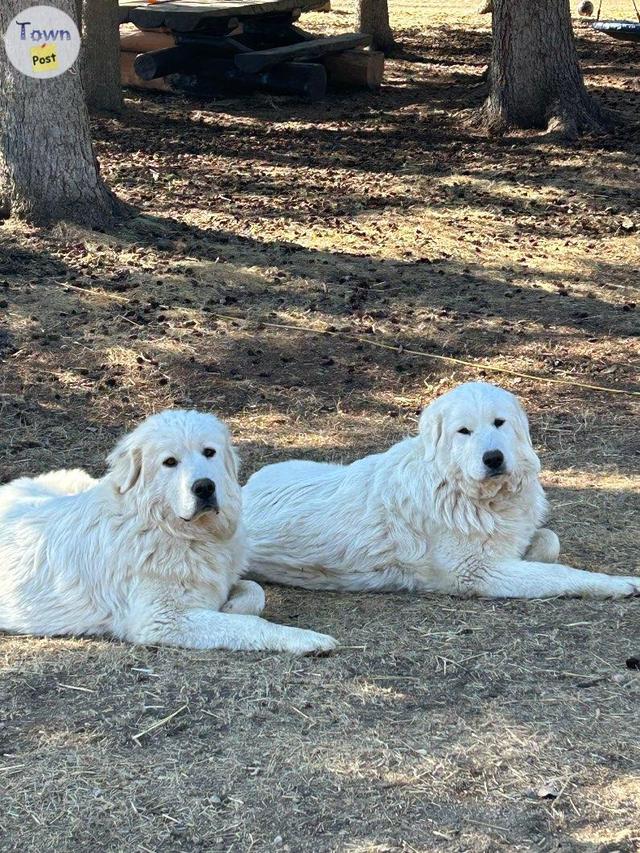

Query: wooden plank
120 29 175 52
235 32 371 73
119 0 324 29
322 48 384 90
121 7 228 31
121 28 250 56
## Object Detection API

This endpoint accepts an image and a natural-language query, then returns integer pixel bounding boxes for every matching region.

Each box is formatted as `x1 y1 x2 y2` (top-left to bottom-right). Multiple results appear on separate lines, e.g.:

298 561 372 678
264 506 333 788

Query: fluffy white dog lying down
244 382 640 599
0 410 336 654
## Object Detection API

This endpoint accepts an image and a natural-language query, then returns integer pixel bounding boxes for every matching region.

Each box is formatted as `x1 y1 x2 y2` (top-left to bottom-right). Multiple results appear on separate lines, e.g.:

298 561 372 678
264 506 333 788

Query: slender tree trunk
0 0 119 225
480 0 609 138
356 0 396 53
82 0 123 113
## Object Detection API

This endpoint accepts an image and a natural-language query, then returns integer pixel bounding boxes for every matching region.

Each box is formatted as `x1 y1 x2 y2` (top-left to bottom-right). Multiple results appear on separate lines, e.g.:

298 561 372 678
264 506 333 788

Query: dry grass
1 1 639 850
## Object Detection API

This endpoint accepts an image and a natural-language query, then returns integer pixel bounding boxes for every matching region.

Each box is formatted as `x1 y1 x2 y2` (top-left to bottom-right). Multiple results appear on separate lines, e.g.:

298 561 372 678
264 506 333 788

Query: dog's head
107 409 241 538
418 382 540 495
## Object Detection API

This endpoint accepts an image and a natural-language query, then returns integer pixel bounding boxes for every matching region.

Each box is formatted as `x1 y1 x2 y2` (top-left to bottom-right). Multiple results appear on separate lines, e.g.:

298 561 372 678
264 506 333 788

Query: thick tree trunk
82 0 123 113
481 0 609 137
356 0 396 53
0 0 119 225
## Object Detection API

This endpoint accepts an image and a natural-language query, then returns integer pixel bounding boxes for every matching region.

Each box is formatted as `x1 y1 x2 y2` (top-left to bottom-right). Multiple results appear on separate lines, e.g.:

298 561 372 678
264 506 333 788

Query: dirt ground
1 1 639 851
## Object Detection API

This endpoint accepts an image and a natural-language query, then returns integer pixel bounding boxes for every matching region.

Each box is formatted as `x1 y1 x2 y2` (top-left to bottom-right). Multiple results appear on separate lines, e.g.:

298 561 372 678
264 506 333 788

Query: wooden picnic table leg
185 58 328 100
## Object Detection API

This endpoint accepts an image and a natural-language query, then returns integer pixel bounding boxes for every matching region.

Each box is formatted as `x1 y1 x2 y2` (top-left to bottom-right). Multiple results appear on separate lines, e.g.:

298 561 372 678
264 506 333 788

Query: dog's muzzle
482 449 506 477
189 478 219 518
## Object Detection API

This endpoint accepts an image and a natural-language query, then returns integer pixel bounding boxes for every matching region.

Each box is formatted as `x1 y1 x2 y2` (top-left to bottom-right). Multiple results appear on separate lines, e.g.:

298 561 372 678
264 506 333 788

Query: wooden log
121 51 172 91
234 32 370 73
322 48 384 89
256 60 327 98
120 52 326 100
198 59 327 99
134 44 207 80
120 29 175 53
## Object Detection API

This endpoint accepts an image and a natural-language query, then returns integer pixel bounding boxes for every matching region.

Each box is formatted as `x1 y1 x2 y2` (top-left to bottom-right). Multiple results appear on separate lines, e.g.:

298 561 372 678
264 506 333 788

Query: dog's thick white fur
0 410 336 654
244 383 640 599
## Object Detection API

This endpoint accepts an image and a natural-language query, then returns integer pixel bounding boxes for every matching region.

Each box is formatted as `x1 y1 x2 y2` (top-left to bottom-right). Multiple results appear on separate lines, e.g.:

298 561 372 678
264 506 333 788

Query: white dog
244 383 640 599
0 410 337 654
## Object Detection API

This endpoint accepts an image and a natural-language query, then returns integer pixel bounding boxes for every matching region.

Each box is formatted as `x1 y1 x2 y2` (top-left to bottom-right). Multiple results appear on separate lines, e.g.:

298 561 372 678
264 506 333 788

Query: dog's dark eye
494 419 505 428
163 457 178 468
203 448 216 458
458 427 472 435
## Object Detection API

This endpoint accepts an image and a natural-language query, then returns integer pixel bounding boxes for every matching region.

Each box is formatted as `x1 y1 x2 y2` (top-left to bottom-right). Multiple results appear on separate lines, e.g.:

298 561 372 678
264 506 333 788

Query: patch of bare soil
0 3 638 851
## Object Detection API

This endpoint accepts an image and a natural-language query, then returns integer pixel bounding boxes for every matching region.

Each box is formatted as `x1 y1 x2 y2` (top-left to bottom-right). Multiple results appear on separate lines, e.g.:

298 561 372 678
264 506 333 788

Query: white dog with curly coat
0 410 336 654
244 382 640 599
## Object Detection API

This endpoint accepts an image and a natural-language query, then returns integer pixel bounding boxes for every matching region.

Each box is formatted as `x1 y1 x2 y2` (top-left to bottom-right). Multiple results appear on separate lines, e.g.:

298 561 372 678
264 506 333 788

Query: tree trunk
481 0 609 137
356 0 396 53
82 0 123 113
0 0 119 225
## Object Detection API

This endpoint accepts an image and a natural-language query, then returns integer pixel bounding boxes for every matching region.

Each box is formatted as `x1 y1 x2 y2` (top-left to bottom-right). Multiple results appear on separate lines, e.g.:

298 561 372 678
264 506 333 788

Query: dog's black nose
192 478 215 500
483 450 504 471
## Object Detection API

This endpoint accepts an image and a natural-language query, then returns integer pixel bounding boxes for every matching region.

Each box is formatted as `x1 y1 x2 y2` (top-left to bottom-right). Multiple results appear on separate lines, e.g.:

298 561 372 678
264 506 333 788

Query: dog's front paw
622 577 640 597
602 575 640 598
221 580 266 616
285 629 338 656
525 528 560 563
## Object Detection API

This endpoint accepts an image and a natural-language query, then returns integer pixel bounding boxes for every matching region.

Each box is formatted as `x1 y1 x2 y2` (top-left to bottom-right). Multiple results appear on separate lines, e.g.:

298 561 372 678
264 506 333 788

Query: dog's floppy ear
419 400 443 462
222 433 240 482
511 397 541 473
216 429 242 539
107 434 143 494
514 405 534 447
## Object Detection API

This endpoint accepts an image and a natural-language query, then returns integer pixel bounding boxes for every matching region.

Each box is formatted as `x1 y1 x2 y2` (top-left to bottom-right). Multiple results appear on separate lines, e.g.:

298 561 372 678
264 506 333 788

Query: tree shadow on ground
114 211 639 339
1 211 637 490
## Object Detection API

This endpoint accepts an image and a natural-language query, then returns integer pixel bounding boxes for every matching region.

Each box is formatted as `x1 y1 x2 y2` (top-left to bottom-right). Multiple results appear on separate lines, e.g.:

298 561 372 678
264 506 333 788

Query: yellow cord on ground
211 312 640 399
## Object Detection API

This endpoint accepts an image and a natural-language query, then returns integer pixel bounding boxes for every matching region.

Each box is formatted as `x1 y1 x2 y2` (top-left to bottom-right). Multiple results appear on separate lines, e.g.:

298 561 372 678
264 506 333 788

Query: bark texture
82 0 123 113
481 0 609 137
0 0 118 225
356 0 396 53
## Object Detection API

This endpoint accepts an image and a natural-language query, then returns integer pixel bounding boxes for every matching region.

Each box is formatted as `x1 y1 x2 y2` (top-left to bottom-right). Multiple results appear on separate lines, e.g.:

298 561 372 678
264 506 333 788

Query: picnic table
119 0 326 31
118 0 383 100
